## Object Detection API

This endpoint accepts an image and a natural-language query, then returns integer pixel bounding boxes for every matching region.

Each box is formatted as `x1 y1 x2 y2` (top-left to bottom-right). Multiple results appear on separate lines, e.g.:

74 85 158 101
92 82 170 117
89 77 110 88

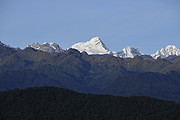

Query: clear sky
0 0 180 54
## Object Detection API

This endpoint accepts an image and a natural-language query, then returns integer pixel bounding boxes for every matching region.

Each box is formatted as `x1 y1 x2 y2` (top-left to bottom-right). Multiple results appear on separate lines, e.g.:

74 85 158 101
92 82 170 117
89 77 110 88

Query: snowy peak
25 38 179 59
0 41 11 48
166 45 177 49
71 37 142 58
28 42 64 53
88 37 107 48
0 41 21 51
118 46 142 58
0 41 7 47
151 45 180 59
89 37 101 43
71 37 113 55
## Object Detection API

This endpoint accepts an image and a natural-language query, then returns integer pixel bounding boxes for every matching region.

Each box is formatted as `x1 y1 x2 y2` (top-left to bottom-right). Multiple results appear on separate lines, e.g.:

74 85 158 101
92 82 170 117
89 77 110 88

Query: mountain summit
27 42 64 53
71 37 143 58
71 37 115 55
151 45 180 59
23 38 180 59
118 46 143 58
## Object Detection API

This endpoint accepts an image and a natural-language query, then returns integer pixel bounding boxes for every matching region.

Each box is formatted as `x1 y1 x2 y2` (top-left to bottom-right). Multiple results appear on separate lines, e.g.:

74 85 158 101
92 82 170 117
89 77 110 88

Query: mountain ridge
26 37 180 59
0 43 180 102
27 42 64 53
2 37 179 59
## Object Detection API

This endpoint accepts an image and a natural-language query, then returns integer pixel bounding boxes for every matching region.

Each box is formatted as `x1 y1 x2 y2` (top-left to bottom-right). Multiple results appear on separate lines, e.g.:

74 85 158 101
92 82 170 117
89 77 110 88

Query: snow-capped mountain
151 45 180 59
27 42 64 53
25 38 180 59
71 37 143 58
118 46 143 58
71 37 117 56
0 41 13 48
0 41 5 46
0 41 21 51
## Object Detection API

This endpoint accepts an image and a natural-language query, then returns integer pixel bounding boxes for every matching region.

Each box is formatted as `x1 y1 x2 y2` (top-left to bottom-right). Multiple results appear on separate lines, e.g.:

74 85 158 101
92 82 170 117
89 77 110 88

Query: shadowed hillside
0 87 180 120
0 44 180 103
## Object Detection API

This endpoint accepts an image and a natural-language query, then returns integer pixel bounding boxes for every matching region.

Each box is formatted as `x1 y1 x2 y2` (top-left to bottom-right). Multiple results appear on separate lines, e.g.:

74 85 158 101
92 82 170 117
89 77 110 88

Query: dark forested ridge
0 43 180 103
0 87 180 120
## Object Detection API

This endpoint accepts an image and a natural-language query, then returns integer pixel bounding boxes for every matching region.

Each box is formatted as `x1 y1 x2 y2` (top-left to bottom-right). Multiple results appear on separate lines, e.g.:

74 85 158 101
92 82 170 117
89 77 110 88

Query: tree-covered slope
0 87 180 120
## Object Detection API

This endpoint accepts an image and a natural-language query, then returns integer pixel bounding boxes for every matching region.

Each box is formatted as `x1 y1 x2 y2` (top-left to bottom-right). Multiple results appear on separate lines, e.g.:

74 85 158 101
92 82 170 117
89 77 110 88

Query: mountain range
0 40 180 103
27 37 180 59
27 42 64 53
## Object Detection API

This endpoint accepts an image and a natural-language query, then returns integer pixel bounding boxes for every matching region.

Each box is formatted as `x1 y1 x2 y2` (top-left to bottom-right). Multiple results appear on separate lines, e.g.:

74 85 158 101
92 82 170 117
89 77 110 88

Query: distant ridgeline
0 40 180 103
0 87 180 120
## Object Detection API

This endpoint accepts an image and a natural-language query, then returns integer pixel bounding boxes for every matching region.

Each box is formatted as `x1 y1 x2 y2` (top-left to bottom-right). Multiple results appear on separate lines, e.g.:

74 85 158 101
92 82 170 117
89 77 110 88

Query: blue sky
0 0 180 54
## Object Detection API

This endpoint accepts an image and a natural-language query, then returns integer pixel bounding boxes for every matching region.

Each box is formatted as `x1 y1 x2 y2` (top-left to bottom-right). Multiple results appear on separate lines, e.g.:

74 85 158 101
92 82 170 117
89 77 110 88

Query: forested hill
0 87 180 120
